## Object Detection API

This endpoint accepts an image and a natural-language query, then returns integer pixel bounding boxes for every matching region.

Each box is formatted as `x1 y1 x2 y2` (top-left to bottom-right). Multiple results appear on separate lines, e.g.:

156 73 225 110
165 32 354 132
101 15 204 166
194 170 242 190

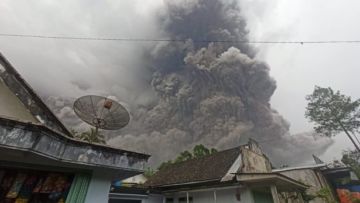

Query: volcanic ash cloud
46 0 333 166
107 0 333 166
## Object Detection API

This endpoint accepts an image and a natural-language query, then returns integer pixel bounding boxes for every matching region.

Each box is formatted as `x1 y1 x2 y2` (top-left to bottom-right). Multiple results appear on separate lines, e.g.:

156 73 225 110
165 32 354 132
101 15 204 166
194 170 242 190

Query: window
178 197 193 203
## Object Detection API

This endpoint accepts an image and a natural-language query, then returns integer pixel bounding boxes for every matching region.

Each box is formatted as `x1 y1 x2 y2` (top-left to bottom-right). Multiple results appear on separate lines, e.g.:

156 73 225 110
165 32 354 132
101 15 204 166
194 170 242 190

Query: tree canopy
305 86 360 151
73 128 106 144
342 150 360 178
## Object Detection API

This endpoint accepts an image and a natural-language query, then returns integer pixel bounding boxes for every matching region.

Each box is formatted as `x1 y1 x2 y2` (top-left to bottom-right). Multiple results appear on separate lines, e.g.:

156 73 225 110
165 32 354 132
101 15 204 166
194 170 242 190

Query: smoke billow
44 0 333 166
106 0 333 166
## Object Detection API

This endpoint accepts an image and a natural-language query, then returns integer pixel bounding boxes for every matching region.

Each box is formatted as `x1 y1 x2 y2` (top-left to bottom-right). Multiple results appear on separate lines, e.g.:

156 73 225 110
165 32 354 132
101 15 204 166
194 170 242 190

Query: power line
1 33 360 44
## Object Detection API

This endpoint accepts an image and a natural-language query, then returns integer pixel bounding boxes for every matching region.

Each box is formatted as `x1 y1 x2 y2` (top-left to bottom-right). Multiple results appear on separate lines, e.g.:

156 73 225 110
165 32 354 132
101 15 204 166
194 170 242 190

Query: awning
235 173 308 191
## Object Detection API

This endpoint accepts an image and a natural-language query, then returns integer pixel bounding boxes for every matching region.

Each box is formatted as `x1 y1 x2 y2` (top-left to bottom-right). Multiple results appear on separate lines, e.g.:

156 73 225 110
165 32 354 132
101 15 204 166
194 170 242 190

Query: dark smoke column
110 0 333 166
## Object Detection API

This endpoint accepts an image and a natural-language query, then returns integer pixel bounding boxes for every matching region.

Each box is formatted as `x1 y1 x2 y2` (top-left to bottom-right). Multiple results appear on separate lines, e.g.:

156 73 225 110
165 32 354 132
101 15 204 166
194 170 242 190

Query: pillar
270 185 280 203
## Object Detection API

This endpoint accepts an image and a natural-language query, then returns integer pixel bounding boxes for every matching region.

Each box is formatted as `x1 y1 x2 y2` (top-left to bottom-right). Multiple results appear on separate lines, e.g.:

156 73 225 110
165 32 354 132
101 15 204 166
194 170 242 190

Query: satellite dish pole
73 95 130 138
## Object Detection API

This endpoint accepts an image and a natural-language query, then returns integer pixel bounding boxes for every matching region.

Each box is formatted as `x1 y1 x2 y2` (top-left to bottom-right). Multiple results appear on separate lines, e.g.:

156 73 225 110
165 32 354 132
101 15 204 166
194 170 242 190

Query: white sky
1 0 360 162
242 0 360 162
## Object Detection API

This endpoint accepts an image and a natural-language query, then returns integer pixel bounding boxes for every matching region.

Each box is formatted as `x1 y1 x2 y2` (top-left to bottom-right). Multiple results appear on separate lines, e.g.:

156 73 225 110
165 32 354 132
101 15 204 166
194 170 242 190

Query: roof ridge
161 146 242 169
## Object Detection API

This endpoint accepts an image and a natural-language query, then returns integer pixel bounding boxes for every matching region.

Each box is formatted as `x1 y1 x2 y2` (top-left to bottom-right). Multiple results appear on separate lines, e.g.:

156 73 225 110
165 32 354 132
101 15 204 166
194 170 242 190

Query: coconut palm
75 128 106 144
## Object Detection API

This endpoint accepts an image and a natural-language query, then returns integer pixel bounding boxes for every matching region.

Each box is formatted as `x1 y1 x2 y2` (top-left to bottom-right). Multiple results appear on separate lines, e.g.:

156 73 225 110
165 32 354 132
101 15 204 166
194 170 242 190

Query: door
253 189 274 203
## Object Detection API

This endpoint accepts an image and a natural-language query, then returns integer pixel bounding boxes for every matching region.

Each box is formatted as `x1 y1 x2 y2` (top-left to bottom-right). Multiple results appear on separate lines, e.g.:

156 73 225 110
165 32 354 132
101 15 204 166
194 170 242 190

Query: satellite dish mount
73 95 130 136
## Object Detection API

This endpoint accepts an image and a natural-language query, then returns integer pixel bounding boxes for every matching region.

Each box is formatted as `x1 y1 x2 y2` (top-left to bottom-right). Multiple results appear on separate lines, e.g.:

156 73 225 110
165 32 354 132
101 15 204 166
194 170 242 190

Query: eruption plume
107 0 333 166
47 0 333 166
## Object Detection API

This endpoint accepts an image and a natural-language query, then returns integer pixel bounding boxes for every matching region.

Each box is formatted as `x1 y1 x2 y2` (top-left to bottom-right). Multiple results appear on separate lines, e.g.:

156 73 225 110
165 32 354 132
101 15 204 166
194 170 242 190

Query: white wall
166 187 254 203
84 170 113 203
144 194 164 203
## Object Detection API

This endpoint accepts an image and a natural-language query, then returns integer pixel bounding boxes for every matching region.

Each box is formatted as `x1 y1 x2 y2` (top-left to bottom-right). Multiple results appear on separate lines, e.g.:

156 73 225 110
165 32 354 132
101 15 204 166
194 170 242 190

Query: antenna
73 95 130 135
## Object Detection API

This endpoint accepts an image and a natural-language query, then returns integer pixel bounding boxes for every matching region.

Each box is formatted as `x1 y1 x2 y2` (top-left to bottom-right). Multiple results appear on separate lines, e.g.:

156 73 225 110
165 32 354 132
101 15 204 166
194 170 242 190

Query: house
138 140 309 203
0 52 150 203
273 164 336 203
322 166 360 203
109 187 163 203
110 141 341 203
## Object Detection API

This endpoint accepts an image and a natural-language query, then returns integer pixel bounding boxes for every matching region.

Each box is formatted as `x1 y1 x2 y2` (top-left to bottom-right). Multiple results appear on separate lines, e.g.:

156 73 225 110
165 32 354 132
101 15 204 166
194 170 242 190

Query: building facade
110 140 308 203
0 52 150 203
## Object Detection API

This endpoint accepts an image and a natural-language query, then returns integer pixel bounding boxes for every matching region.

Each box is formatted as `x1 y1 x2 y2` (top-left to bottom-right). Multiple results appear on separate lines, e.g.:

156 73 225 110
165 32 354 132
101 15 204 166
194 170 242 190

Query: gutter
272 163 327 172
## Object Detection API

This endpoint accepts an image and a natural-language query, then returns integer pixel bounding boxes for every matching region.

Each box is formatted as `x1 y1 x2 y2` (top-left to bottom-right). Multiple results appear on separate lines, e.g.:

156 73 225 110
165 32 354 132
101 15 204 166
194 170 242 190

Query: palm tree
75 128 106 144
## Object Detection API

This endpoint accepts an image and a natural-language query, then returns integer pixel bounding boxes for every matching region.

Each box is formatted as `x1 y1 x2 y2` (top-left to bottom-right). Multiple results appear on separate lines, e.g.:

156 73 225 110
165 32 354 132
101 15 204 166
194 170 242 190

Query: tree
193 144 210 158
157 160 173 171
315 188 337 203
157 144 218 170
75 128 106 144
143 167 155 178
305 86 360 151
174 151 193 163
342 150 360 178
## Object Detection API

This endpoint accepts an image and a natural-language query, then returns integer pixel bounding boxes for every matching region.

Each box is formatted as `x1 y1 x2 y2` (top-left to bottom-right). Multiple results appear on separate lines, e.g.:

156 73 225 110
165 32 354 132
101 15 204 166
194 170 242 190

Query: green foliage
174 151 193 163
157 144 217 170
74 128 106 144
194 145 213 158
342 150 360 178
157 160 173 171
306 86 360 136
143 167 155 178
305 86 360 150
300 190 316 203
315 187 336 203
210 148 218 154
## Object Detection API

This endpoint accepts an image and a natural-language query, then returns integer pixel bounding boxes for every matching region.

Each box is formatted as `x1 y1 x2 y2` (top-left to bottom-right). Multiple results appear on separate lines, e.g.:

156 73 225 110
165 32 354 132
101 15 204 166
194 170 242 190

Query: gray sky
1 0 360 162
242 0 360 162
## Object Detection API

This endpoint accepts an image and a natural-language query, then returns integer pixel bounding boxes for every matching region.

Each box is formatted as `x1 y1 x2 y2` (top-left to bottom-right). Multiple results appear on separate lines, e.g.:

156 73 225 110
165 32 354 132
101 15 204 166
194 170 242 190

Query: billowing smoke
107 0 333 166
45 0 333 166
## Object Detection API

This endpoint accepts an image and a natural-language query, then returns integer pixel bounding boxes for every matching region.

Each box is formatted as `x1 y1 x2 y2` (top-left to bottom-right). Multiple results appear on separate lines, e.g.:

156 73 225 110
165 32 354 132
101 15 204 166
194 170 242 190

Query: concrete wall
241 148 271 173
165 187 254 203
84 170 113 203
279 169 330 203
0 77 38 123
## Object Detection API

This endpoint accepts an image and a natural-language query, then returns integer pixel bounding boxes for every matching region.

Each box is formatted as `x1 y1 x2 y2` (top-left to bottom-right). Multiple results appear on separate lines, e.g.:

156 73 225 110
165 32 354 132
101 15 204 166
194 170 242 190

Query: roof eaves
272 163 327 172
0 116 150 170
234 172 309 190
0 52 72 136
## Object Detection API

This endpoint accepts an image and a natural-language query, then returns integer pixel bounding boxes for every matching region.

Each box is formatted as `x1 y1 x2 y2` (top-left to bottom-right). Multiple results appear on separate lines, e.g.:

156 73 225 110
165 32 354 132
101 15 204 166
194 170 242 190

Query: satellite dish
73 95 130 134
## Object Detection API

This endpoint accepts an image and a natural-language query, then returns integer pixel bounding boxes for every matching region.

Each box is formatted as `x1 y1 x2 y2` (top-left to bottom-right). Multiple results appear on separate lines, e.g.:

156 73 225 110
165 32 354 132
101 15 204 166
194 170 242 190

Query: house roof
0 116 150 171
145 147 242 187
0 52 72 136
0 52 151 173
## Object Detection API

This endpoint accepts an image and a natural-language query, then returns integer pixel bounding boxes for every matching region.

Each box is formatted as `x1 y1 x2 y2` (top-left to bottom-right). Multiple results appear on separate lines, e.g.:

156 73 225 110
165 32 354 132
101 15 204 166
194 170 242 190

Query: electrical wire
1 33 360 44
